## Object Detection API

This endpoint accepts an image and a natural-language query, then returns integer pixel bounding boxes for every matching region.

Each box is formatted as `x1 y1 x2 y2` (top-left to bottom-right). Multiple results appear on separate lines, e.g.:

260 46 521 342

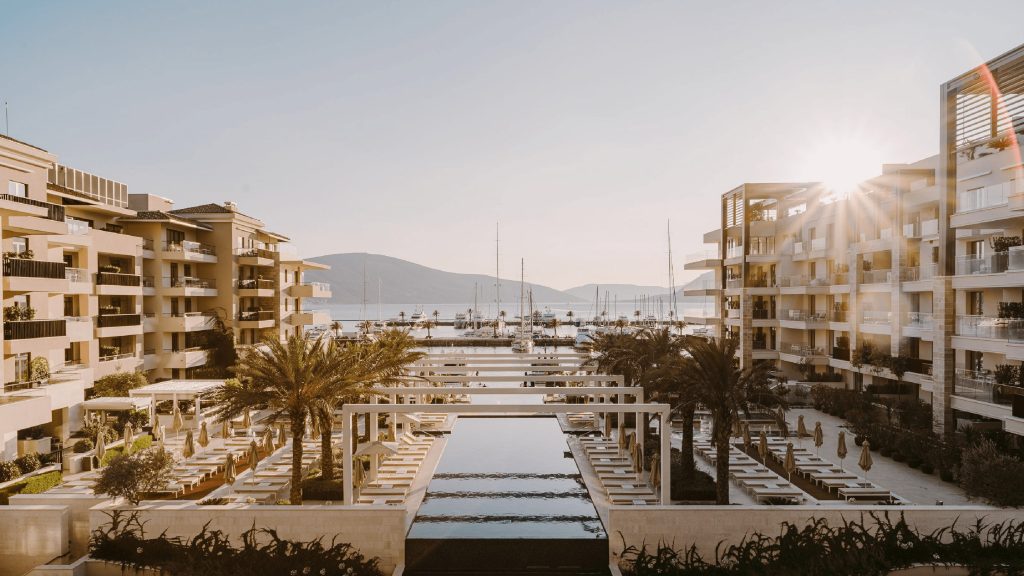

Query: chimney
224 201 237 212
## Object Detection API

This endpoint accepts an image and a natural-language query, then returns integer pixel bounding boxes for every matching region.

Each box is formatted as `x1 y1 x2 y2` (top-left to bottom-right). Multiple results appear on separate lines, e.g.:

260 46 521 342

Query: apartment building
687 42 1024 439
0 135 331 460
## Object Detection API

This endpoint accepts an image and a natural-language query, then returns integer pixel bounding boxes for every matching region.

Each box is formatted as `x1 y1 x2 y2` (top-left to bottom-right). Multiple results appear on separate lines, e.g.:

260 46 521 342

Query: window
14 354 30 382
8 181 27 197
968 291 983 315
11 236 27 253
166 229 185 246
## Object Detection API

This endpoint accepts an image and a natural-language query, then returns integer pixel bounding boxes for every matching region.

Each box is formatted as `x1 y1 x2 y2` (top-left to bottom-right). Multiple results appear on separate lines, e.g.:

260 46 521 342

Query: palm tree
674 320 687 335
681 337 783 504
313 330 425 481
357 320 374 337
398 311 406 325
634 310 641 325
330 321 342 339
208 334 336 504
422 319 437 338
614 318 628 333
432 310 440 324
566 310 574 326
550 317 561 338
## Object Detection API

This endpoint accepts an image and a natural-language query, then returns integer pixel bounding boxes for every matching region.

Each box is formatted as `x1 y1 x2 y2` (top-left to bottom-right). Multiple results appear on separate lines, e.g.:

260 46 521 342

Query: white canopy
81 397 152 412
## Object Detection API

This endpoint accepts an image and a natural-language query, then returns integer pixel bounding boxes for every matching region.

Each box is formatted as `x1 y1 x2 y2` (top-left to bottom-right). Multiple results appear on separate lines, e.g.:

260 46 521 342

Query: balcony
905 312 934 329
952 370 1024 422
683 276 720 297
95 313 143 337
141 238 155 253
143 312 158 332
779 342 828 365
2 258 68 293
832 347 851 361
160 312 218 333
955 315 1024 342
684 249 721 271
239 278 277 297
0 194 68 235
290 309 331 326
288 281 331 299
143 348 158 370
956 252 1008 276
900 263 937 290
858 269 893 285
95 271 143 295
65 316 93 341
861 310 891 325
751 308 775 320
95 351 142 379
726 278 744 289
165 347 212 369
236 247 278 267
162 276 218 296
779 310 827 327
238 309 275 328
162 241 218 263
3 319 69 355
830 310 849 323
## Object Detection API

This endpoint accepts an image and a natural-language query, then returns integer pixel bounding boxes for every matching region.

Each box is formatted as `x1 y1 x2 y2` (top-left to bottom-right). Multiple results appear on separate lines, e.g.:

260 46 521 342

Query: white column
369 397 379 481
342 410 353 505
660 411 670 504
617 393 624 439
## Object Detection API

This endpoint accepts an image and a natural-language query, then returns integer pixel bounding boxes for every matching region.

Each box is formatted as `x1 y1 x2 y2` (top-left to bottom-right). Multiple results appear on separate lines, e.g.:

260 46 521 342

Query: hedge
0 471 62 504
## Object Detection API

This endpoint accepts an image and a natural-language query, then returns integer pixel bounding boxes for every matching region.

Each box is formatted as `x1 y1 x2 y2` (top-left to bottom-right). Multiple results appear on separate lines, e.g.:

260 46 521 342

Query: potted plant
99 264 120 274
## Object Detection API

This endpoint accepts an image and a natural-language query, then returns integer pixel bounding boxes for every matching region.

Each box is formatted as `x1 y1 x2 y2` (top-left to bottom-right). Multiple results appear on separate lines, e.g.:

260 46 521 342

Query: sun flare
801 136 883 196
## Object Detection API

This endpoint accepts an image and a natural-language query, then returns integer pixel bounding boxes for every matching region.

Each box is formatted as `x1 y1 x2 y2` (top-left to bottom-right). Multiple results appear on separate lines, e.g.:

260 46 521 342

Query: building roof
169 202 234 215
129 380 225 397
0 133 48 153
118 210 213 231
81 397 152 412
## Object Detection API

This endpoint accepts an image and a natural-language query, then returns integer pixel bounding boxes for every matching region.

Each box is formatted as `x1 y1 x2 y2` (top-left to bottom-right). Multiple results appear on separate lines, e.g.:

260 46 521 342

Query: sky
2 1 1023 289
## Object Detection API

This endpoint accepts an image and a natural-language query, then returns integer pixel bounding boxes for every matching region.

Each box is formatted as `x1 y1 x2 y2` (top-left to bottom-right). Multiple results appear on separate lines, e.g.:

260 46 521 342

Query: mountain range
304 253 711 305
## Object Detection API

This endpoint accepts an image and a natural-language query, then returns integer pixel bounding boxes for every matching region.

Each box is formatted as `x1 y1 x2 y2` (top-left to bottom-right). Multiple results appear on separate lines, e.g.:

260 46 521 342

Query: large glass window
8 181 27 197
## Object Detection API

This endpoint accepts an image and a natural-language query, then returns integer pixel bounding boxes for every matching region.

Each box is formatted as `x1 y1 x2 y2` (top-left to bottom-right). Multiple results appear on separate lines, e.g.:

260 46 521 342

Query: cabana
129 380 224 431
81 396 154 426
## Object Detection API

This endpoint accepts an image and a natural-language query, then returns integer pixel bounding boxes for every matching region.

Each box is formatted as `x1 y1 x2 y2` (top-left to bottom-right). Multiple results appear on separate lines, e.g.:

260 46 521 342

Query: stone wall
88 502 408 572
0 505 69 576
607 505 1019 563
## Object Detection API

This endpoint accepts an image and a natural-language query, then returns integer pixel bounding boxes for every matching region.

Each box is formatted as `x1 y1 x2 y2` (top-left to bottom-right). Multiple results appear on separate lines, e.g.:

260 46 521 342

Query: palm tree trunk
714 429 730 505
290 420 305 504
320 423 334 482
680 406 696 481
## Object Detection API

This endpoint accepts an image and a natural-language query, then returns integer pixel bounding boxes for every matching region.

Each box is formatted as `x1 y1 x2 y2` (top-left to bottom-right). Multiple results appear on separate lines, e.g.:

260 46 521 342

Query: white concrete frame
341 396 671 505
402 374 623 384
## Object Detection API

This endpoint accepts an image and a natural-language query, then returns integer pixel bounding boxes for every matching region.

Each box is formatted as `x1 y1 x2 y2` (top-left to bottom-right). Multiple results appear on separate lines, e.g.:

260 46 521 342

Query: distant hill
563 283 668 302
305 253 585 304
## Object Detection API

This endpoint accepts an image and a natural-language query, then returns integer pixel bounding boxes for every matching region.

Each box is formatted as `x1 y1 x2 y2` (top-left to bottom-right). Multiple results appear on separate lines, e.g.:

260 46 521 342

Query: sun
800 135 883 196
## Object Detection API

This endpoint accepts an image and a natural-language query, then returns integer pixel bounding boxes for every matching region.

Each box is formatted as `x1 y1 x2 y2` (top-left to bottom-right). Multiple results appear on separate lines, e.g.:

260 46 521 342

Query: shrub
30 357 50 382
92 371 148 398
90 510 384 575
960 438 1024 507
80 422 119 444
0 460 22 482
73 438 94 453
94 449 175 505
0 471 62 504
301 478 344 501
14 453 41 475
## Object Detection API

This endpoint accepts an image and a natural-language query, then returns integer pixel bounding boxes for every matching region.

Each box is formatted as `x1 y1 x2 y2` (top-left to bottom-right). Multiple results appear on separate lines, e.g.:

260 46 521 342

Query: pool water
406 417 608 573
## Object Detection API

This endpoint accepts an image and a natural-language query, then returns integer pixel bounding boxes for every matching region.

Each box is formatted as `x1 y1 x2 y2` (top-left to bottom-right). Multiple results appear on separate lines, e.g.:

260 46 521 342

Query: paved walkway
785 408 983 506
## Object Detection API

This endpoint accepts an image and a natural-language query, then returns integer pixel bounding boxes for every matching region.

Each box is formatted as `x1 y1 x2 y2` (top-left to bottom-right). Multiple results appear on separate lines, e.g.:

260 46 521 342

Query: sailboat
511 259 534 353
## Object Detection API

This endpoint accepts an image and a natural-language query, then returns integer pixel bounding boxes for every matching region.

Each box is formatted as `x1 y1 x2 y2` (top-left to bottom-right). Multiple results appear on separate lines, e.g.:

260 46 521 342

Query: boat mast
495 223 501 336
360 257 367 322
667 220 677 321
377 279 382 323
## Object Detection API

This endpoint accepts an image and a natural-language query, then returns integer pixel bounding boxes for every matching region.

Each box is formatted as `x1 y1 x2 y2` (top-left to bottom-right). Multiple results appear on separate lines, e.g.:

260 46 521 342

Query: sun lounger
749 486 804 503
608 493 659 505
838 487 892 500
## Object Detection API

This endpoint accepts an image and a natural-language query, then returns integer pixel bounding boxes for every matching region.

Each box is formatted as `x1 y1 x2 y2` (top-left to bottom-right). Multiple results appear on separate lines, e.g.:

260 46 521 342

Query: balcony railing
829 272 849 285
726 246 744 259
900 263 937 282
96 313 142 328
301 281 330 291
164 241 216 256
746 276 776 288
752 339 770 350
954 369 1014 405
956 252 1009 275
782 310 827 322
163 276 216 289
235 247 277 260
810 237 827 251
142 276 155 288
65 267 89 283
239 310 274 322
859 269 893 284
3 319 67 340
957 182 1011 213
906 312 934 328
99 351 136 362
830 310 848 322
686 249 719 262
861 310 892 325
751 309 775 320
726 278 744 289
832 347 851 361
96 272 141 286
780 342 826 357
65 218 90 235
955 315 1024 341
238 278 275 290
142 238 154 251
2 258 66 279
0 194 65 221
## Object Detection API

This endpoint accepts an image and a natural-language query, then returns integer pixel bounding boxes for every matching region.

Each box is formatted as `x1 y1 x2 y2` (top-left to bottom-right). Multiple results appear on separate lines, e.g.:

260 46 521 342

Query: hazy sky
3 1 1023 289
